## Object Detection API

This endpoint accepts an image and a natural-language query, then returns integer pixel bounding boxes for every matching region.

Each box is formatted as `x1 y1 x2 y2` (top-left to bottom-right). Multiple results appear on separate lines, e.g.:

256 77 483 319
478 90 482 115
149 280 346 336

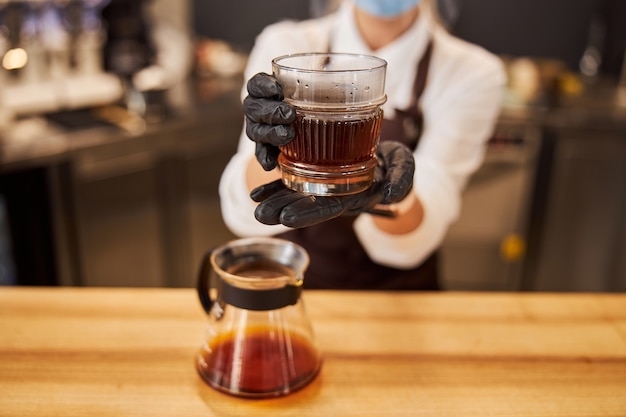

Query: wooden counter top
1 287 625 416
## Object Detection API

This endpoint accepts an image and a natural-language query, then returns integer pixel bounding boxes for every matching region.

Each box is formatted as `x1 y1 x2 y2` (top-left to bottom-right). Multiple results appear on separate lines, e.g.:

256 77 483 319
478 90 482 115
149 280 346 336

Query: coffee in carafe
197 325 320 396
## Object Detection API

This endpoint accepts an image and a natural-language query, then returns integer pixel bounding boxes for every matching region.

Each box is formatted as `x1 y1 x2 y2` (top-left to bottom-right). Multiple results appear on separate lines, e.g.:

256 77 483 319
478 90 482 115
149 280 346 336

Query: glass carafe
195 237 322 398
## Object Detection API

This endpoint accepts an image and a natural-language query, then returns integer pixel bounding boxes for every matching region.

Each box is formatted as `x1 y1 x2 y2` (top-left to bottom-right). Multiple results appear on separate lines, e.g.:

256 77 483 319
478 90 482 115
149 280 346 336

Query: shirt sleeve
354 36 508 268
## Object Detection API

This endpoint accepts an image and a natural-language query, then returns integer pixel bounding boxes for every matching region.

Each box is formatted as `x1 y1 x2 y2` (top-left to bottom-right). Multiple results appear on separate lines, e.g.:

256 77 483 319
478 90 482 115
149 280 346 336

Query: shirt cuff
219 153 288 237
353 198 444 269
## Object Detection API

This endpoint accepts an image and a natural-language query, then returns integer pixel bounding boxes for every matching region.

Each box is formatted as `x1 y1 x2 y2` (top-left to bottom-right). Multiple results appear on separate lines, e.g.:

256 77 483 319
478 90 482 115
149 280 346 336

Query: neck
354 6 420 51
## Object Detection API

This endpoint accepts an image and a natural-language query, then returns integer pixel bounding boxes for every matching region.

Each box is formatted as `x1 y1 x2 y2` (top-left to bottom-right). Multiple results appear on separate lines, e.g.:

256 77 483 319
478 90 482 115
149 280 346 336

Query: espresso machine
0 0 174 124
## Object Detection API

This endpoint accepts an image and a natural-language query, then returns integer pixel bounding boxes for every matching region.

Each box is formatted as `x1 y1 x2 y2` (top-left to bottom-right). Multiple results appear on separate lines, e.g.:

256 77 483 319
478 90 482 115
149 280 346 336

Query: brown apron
279 40 436 290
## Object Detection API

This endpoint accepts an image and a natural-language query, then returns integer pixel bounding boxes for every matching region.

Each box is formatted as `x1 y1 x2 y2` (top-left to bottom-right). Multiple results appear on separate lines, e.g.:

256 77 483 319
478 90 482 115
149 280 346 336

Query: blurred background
0 0 624 291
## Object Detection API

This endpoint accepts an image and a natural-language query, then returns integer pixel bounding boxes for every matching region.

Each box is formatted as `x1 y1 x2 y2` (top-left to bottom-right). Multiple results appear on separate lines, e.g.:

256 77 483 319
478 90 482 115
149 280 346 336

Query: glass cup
195 237 321 398
272 52 387 196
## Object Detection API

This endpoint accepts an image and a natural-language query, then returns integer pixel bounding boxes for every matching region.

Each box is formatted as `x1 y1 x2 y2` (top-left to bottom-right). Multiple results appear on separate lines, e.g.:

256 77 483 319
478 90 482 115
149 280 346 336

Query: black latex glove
243 72 296 171
250 141 416 228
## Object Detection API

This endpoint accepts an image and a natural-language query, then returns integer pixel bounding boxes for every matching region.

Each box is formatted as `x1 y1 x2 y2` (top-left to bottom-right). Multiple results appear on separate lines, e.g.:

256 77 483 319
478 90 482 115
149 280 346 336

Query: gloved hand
250 141 416 228
243 72 296 171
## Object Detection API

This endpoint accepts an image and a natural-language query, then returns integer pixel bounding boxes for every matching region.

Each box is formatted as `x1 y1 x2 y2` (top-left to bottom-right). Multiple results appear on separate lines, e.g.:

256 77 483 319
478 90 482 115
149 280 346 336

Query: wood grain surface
1 287 625 416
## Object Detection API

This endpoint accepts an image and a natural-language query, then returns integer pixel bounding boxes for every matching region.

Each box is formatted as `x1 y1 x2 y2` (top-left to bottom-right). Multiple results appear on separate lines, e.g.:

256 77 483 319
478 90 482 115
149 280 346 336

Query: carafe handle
196 250 215 314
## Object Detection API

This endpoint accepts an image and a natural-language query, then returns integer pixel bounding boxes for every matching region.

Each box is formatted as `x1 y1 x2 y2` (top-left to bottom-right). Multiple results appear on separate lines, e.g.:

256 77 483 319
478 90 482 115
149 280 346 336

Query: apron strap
382 37 434 150
413 38 434 108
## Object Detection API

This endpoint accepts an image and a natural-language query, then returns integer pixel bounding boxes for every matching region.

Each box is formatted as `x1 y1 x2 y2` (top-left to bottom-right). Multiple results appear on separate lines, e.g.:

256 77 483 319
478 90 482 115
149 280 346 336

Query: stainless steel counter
1 77 244 172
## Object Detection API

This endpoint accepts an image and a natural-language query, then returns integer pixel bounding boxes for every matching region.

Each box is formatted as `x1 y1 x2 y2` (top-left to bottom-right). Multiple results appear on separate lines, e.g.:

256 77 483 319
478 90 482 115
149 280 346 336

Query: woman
219 0 507 290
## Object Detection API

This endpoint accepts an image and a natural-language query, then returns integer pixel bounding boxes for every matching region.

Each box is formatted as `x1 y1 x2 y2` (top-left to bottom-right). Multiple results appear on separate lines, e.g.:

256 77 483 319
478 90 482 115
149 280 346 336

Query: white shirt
219 1 507 269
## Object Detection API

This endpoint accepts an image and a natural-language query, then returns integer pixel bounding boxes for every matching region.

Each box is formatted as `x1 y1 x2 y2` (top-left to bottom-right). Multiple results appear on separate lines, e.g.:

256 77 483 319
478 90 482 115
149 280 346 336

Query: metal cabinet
525 125 626 292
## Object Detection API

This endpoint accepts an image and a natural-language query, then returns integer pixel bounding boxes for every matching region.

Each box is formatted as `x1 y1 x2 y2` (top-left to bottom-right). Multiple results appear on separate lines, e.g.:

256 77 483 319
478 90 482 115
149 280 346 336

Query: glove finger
377 141 415 202
243 96 296 125
254 189 309 225
247 73 284 99
253 143 280 171
250 179 285 202
245 118 294 146
279 195 346 228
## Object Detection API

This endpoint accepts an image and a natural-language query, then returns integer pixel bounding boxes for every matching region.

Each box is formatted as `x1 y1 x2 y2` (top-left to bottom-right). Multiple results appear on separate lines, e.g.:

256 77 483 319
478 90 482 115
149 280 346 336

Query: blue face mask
354 0 421 17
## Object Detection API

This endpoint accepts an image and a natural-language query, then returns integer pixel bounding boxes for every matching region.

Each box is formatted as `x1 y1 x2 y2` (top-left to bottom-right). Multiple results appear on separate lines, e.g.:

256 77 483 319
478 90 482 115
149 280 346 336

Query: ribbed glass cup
272 53 387 196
